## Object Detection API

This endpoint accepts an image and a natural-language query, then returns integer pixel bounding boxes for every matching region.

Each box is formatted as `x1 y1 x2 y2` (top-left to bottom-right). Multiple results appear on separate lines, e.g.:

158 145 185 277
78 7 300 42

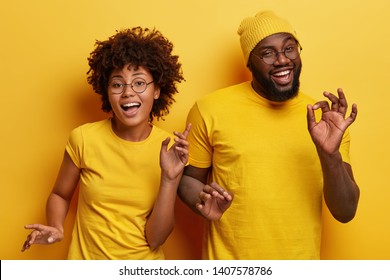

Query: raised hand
21 224 63 252
307 88 358 155
160 123 191 181
196 182 233 221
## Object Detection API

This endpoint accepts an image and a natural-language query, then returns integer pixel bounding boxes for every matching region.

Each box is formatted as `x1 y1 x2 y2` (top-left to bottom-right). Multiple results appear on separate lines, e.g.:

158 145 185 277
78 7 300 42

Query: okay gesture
307 88 358 155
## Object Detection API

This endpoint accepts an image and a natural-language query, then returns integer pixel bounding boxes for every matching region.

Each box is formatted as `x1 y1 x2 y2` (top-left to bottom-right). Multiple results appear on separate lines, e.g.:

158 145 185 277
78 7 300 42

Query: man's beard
254 65 302 102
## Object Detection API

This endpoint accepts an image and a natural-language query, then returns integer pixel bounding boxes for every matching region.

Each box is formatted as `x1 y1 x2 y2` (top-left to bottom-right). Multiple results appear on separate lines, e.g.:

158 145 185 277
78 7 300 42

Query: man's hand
307 88 358 155
196 182 233 220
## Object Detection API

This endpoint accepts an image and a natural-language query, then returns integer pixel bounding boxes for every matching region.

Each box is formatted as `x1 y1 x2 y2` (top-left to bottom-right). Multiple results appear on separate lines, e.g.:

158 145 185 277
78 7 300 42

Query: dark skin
307 89 359 222
178 33 359 223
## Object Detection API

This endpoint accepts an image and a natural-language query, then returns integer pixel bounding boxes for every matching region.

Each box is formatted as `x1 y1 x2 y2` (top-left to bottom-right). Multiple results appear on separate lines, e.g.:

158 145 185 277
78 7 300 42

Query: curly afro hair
87 27 184 121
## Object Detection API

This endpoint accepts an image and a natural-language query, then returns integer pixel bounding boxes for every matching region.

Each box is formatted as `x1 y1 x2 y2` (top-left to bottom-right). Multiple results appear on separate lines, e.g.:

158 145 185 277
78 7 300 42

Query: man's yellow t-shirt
187 81 351 259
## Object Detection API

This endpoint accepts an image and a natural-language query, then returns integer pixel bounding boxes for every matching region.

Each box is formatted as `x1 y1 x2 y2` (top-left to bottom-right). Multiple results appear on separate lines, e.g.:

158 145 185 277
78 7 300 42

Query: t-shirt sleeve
65 126 83 168
186 102 213 168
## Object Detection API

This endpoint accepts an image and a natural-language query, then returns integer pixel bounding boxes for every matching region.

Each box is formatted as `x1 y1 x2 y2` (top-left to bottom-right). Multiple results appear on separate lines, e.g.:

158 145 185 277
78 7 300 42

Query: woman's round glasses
109 77 154 94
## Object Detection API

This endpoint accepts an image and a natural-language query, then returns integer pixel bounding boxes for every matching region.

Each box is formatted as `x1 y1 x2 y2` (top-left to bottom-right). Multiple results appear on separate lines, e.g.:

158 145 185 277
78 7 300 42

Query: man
178 11 360 259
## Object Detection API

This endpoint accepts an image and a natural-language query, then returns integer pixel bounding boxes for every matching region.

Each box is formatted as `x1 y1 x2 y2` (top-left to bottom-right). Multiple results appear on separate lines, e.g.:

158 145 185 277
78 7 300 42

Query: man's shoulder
297 91 318 103
198 81 251 103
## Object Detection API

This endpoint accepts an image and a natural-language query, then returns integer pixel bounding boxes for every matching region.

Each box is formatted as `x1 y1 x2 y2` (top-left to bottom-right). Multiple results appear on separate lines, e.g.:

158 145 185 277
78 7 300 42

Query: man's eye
262 50 275 57
285 45 296 53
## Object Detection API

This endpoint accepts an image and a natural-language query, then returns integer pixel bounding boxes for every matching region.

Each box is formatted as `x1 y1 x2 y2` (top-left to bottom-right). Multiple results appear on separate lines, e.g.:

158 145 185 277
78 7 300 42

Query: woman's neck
110 117 152 142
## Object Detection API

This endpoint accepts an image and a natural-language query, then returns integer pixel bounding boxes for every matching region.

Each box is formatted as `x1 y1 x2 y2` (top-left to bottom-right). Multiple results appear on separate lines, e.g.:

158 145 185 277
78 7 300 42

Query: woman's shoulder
72 119 110 132
68 119 111 141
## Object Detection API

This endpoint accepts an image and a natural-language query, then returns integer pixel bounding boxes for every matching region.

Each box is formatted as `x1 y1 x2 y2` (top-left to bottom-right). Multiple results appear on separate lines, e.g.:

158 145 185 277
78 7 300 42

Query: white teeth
122 102 140 108
274 70 290 76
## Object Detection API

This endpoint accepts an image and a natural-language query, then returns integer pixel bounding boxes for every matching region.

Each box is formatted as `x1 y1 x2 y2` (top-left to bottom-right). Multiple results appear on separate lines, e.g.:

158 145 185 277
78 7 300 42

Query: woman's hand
21 224 64 252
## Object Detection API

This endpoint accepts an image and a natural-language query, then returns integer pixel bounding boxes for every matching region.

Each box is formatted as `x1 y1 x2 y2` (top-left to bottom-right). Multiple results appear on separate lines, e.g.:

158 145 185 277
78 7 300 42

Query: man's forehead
257 33 296 48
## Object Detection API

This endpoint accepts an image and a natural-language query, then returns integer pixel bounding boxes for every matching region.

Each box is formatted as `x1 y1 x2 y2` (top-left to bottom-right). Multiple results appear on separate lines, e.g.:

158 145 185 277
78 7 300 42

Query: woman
22 27 190 259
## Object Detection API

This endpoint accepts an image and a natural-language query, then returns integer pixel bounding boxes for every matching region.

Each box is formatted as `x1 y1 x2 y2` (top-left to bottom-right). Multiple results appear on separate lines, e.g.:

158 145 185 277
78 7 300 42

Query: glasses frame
109 77 154 95
252 43 302 65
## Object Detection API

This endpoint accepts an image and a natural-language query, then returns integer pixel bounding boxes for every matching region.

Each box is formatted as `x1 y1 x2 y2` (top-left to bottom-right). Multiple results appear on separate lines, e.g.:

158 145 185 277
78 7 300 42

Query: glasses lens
285 45 300 60
131 78 147 93
263 55 275 65
110 80 124 94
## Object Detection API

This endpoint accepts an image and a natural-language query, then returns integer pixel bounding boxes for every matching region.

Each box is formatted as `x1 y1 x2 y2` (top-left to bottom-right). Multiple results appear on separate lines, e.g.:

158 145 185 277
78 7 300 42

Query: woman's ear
154 87 160 100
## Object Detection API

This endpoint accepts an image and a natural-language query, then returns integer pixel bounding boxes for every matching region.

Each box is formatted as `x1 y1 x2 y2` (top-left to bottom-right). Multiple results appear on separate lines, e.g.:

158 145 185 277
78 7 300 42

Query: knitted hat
237 11 298 64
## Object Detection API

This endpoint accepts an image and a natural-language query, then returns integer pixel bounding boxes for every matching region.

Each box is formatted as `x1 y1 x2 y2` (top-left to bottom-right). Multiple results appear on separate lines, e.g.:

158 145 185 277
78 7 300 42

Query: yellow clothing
187 81 351 259
65 118 171 259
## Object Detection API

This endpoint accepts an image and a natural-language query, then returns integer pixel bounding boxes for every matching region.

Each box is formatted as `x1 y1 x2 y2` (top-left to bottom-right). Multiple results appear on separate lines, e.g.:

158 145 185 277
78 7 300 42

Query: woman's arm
145 124 190 250
22 151 80 251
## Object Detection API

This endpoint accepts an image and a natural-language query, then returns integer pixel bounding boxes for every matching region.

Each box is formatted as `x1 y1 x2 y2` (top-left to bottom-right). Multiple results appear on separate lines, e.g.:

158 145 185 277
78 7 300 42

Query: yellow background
1 0 389 260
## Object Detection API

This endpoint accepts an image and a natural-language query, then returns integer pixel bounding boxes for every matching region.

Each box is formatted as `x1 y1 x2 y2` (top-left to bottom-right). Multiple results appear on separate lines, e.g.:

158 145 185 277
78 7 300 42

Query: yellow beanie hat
238 11 298 64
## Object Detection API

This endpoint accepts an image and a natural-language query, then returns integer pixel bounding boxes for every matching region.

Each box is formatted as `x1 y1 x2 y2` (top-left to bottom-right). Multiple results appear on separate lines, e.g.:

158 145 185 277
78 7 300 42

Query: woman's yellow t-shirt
65 118 171 259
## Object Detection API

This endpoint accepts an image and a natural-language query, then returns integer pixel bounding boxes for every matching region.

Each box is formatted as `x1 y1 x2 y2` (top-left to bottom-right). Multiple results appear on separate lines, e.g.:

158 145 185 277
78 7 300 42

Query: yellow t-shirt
187 81 351 260
65 118 171 259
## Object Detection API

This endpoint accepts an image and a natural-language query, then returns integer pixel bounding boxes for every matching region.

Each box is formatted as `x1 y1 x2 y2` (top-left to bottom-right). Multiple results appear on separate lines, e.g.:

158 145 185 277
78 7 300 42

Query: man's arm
307 88 360 223
319 151 360 223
